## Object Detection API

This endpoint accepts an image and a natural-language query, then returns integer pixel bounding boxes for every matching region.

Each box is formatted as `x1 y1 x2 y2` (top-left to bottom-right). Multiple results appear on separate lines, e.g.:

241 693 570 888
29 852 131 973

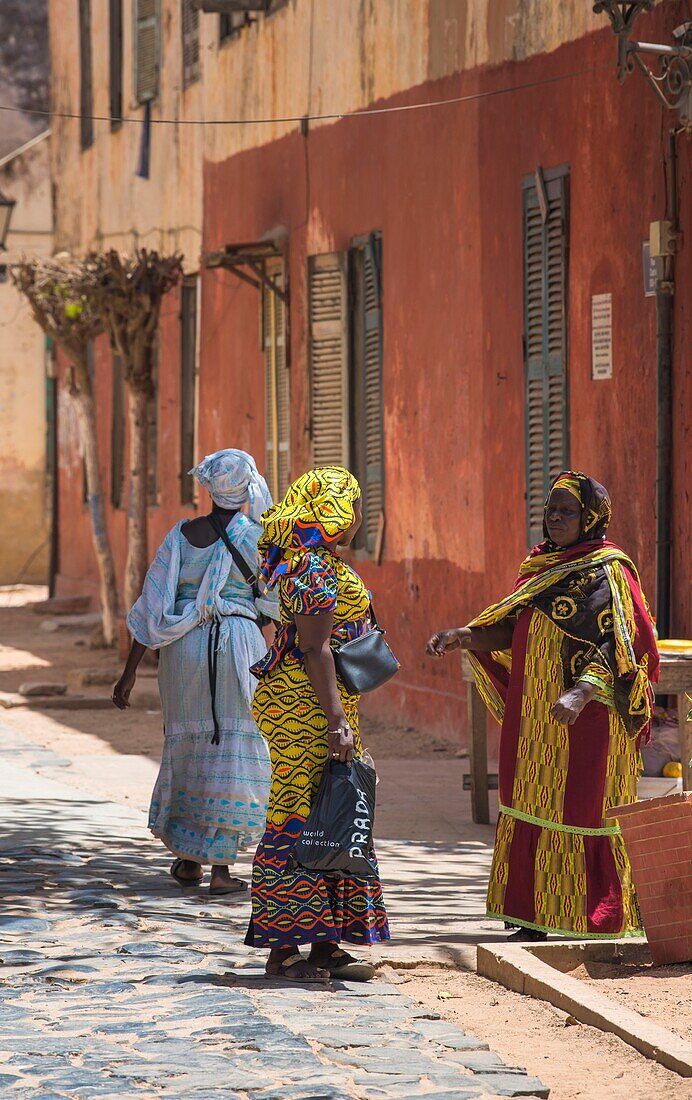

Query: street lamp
594 2 692 123
0 188 16 251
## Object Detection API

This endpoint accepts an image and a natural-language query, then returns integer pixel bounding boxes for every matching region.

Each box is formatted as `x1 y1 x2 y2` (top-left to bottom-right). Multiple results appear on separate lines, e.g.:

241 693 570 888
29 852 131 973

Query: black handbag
332 603 399 696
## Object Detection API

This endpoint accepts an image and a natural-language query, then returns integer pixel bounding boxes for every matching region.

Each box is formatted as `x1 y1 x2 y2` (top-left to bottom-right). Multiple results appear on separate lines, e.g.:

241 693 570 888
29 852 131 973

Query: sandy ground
403 966 692 1100
569 951 692 1044
1 585 691 1100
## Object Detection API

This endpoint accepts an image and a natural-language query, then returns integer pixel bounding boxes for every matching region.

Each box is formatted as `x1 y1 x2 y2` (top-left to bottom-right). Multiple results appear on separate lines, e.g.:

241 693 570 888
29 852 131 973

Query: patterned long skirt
245 660 390 949
149 621 270 865
485 607 640 938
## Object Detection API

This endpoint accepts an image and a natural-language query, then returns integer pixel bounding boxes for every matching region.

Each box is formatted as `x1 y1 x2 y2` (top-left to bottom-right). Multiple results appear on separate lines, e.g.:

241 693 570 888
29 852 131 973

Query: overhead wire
0 62 611 130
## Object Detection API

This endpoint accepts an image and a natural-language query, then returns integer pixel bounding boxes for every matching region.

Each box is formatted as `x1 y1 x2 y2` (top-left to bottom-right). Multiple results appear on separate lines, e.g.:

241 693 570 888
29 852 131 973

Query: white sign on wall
591 293 612 380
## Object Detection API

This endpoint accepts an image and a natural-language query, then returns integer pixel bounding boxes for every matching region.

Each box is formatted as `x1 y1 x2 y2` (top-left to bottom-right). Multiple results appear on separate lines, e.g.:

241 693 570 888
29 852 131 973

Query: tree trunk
72 388 119 646
124 385 149 611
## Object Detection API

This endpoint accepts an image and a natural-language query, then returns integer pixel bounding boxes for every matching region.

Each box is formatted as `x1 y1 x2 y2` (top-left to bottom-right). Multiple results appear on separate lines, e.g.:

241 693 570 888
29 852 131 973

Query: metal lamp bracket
594 2 692 125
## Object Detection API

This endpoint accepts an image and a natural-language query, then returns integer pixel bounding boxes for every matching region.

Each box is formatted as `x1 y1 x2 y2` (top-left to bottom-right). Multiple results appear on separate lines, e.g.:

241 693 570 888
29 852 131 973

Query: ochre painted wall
0 135 52 584
52 2 691 743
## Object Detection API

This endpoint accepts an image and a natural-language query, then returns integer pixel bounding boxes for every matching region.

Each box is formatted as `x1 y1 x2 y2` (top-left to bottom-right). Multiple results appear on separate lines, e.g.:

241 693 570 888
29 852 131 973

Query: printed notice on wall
591 293 613 380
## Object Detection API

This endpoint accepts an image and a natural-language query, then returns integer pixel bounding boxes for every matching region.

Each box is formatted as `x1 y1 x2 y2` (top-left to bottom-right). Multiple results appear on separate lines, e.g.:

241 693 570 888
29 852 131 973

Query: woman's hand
328 721 354 764
426 628 469 658
551 683 595 725
112 670 136 710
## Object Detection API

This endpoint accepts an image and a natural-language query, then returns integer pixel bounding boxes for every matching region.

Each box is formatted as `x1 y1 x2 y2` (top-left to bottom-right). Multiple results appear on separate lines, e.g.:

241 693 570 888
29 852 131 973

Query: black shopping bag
291 758 377 879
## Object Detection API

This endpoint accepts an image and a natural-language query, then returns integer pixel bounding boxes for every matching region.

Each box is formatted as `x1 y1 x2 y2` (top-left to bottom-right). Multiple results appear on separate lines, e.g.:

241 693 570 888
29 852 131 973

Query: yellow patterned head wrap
551 474 582 503
258 466 361 586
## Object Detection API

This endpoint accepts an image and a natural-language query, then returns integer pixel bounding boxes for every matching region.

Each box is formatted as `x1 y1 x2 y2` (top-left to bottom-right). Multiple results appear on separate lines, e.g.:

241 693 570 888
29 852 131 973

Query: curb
372 944 478 971
477 940 692 1078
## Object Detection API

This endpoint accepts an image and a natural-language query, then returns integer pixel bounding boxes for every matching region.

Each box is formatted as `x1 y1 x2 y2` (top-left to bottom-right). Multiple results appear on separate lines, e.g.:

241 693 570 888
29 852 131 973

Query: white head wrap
189 448 273 523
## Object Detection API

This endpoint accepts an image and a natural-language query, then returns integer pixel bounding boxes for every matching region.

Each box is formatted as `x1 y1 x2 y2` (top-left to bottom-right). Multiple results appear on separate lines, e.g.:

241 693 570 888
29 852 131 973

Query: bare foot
209 865 246 894
265 949 329 983
170 858 203 886
308 942 375 981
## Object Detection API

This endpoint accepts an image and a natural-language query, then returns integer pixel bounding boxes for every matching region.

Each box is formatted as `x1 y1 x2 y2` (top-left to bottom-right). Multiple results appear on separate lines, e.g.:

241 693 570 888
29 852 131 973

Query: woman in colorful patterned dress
113 450 278 895
247 466 390 982
427 472 659 941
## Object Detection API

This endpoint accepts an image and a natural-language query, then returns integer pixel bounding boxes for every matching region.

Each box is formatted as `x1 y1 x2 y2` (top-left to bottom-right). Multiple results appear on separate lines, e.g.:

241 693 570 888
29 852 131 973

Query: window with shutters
180 275 199 504
523 167 569 547
350 232 384 556
219 11 249 41
134 0 160 105
262 262 290 501
182 0 200 87
147 341 159 505
83 341 96 504
111 353 126 509
79 0 94 150
308 253 349 469
109 0 123 129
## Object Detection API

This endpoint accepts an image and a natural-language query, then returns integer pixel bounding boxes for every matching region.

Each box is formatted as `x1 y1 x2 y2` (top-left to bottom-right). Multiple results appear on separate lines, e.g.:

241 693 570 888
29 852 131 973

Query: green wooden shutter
79 0 94 150
180 276 198 504
309 252 349 468
262 263 290 500
134 0 160 104
361 235 384 553
111 352 125 509
182 0 200 87
523 169 569 546
147 340 159 505
109 0 123 128
350 233 384 555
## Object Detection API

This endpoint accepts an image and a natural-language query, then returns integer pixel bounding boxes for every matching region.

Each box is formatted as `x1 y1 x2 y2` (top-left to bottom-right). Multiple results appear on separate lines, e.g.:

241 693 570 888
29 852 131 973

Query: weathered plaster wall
0 135 52 584
50 1 690 741
48 0 627 257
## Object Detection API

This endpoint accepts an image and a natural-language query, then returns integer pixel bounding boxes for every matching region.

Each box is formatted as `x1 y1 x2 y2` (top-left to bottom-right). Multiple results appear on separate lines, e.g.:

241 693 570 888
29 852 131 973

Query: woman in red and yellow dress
428 472 659 941
246 467 390 981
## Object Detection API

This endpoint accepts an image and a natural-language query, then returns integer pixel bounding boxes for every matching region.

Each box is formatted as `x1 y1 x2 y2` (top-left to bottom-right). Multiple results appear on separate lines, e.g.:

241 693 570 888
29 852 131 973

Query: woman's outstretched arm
426 621 515 657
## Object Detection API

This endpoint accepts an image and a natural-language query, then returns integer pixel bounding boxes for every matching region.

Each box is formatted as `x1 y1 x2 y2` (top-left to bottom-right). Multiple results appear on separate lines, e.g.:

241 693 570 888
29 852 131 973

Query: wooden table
461 652 692 825
658 656 692 792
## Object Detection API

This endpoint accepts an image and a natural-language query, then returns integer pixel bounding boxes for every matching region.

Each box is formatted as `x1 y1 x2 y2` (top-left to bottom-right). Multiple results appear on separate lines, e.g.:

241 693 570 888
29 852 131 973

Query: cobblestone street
0 722 548 1099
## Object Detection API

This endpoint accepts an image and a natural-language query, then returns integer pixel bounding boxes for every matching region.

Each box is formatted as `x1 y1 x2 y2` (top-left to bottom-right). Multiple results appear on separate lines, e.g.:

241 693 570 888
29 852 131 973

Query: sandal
507 928 548 943
316 948 375 982
265 953 330 984
209 877 247 896
170 858 203 888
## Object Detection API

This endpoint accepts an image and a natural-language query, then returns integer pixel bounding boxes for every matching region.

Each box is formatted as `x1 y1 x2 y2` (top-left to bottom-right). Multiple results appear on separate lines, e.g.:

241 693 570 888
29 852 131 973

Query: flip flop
170 858 203 888
208 877 247 896
265 953 330 985
323 949 376 982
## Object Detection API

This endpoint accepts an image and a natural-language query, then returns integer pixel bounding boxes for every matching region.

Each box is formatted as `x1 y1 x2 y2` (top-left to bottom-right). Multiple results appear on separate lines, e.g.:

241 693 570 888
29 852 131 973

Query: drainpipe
654 130 677 640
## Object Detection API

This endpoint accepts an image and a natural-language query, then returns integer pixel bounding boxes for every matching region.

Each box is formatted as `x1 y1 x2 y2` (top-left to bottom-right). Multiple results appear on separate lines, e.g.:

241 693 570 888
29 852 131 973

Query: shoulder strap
208 513 261 599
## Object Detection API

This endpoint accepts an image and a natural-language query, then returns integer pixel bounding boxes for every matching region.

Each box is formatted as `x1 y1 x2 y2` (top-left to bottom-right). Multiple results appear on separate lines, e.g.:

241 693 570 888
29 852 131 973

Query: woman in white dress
112 449 278 895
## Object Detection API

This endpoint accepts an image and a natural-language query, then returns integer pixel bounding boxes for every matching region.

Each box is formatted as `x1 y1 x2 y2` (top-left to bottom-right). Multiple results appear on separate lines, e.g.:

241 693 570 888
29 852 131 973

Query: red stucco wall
56 7 692 745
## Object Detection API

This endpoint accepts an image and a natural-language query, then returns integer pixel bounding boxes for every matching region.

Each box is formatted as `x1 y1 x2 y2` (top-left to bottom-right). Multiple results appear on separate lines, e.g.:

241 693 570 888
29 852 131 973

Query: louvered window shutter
147 341 160 505
109 0 123 128
79 0 94 150
111 353 126 509
182 0 200 88
134 0 160 104
180 276 198 504
523 169 569 547
351 233 384 555
262 263 290 501
309 253 349 468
